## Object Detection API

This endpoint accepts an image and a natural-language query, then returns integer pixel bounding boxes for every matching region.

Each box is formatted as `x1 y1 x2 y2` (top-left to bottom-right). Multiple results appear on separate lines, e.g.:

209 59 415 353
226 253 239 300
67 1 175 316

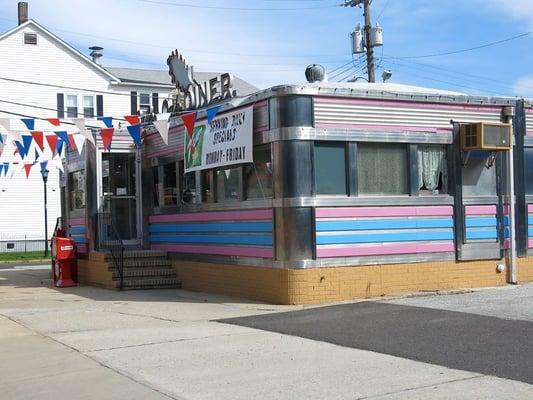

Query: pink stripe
316 242 454 258
151 243 273 258
147 146 181 159
528 204 533 213
316 206 453 219
254 125 269 133
253 100 267 109
529 239 533 248
314 96 503 112
315 122 453 134
525 108 533 114
77 244 87 254
69 218 85 225
465 205 497 215
149 209 273 223
527 131 533 136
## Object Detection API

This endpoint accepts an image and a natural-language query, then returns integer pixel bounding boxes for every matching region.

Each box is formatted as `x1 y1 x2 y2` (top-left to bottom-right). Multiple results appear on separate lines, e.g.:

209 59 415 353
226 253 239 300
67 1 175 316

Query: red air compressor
51 230 77 288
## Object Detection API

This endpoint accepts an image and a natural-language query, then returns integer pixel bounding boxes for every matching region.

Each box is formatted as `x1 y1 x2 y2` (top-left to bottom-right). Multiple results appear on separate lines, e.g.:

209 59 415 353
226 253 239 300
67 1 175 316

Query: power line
376 0 390 21
380 60 509 96
389 31 532 60
327 60 353 74
329 64 356 80
137 0 342 11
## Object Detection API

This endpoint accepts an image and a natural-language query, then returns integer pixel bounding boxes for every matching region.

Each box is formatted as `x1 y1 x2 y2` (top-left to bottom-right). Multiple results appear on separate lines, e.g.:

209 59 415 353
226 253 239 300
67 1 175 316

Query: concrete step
90 250 168 262
111 268 177 279
115 277 182 290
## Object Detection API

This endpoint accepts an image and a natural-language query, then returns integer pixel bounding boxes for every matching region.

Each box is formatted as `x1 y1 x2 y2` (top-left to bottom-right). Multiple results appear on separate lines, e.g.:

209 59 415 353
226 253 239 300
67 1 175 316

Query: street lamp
41 169 49 257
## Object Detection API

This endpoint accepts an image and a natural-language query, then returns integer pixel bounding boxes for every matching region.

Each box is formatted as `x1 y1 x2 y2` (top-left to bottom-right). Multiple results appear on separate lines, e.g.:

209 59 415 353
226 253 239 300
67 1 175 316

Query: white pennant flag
53 155 64 173
0 118 10 132
72 133 86 155
10 131 22 143
153 113 170 145
72 118 94 144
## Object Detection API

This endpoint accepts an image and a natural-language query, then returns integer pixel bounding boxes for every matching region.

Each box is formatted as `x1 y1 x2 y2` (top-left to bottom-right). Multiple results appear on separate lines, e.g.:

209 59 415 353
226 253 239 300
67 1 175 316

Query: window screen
357 143 408 195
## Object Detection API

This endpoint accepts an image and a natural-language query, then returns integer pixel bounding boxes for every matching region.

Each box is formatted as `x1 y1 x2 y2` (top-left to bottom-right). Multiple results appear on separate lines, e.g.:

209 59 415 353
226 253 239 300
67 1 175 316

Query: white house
0 3 173 251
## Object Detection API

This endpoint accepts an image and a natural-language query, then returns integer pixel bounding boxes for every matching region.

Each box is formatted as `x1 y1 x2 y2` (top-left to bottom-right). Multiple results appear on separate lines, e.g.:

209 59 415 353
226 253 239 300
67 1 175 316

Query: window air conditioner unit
460 122 512 151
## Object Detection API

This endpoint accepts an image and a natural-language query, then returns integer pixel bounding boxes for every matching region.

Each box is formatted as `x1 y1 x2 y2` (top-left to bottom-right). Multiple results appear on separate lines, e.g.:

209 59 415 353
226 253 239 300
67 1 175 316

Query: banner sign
184 105 253 173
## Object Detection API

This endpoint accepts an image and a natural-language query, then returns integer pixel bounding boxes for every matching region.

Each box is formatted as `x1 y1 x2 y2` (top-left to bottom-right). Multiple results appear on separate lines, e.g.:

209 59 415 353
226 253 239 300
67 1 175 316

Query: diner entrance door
99 151 141 246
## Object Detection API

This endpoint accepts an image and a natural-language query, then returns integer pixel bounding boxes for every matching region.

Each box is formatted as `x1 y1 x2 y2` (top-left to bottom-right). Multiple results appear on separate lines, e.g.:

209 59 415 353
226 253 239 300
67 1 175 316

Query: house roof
0 20 258 94
0 19 120 82
106 67 259 96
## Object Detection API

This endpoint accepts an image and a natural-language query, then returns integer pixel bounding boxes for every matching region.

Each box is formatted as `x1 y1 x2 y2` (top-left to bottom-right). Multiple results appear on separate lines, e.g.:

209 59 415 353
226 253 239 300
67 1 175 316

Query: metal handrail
96 213 125 291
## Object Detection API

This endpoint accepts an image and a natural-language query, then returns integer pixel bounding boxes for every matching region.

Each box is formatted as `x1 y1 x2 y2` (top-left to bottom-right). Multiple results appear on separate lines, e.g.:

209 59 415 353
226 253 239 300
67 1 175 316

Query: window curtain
357 143 408 194
418 145 447 191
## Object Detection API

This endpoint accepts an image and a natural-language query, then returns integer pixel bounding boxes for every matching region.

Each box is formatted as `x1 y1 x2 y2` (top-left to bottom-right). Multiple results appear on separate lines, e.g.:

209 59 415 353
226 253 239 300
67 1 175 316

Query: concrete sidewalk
1 265 532 399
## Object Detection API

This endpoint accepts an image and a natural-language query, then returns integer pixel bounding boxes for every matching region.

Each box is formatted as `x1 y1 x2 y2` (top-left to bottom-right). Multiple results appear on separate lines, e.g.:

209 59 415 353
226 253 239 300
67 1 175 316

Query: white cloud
476 0 533 29
513 75 533 97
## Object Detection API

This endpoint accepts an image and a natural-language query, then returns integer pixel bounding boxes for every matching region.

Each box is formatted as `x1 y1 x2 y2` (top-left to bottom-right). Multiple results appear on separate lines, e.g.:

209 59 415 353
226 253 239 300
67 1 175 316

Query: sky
0 0 532 97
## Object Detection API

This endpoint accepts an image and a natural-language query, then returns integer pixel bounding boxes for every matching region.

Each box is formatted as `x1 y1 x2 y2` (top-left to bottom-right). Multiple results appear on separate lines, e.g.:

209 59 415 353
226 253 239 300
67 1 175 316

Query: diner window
244 145 273 199
152 166 161 207
314 142 347 195
139 93 151 114
418 145 448 194
525 148 533 194
66 95 78 118
357 143 408 195
202 170 214 203
68 170 85 211
162 163 178 206
216 167 241 202
83 95 94 118
181 169 197 204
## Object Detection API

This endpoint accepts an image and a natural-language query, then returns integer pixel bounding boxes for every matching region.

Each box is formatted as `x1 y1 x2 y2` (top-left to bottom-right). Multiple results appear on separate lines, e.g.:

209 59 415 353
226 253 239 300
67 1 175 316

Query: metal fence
0 234 48 253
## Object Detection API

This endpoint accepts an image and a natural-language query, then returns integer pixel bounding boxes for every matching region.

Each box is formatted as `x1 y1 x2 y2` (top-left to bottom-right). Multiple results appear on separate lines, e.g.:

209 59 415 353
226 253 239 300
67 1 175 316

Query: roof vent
18 2 28 25
89 46 104 65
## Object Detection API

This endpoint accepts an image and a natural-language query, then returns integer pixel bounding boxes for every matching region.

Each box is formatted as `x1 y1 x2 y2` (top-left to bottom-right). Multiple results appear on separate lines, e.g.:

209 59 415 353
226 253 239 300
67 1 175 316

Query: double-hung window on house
57 93 101 119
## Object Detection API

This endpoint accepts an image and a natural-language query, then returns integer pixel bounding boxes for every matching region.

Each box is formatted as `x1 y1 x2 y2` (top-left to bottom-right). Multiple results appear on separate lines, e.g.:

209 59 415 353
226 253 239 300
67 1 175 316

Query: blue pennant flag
0 164 3 177
0 133 6 144
21 118 35 131
207 105 221 124
55 131 69 145
15 141 27 159
40 161 48 176
34 148 40 161
56 139 65 155
3 162 9 176
98 116 113 128
127 124 142 146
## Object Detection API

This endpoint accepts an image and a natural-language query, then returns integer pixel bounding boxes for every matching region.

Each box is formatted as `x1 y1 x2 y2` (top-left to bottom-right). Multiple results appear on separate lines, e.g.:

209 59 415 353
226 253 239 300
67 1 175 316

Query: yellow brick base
174 259 513 305
77 253 115 289
518 257 533 282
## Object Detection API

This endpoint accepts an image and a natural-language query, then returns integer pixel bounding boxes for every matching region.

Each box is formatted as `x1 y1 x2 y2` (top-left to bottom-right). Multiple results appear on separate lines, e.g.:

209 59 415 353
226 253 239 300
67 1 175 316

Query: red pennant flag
100 128 114 151
31 131 44 151
24 163 33 178
181 112 197 138
46 134 58 156
124 115 140 125
47 118 61 126
68 134 77 152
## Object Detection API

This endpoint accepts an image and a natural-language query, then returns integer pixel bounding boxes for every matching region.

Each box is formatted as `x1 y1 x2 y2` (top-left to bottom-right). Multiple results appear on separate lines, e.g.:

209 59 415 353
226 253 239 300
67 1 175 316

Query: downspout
504 106 517 283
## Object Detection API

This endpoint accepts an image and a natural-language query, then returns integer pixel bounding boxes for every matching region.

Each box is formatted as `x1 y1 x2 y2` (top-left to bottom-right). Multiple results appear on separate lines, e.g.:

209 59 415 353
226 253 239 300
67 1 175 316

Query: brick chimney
18 2 28 25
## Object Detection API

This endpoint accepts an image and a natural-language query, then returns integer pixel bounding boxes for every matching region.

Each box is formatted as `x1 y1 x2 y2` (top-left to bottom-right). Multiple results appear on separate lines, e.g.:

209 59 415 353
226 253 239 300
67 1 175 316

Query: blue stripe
70 235 86 245
465 217 497 228
316 218 453 232
465 229 497 240
149 234 272 246
315 229 453 245
528 216 533 225
149 222 272 233
69 226 86 235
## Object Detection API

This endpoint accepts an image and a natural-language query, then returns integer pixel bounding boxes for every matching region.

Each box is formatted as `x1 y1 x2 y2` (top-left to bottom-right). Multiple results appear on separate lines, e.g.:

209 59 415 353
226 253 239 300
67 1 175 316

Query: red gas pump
51 236 77 288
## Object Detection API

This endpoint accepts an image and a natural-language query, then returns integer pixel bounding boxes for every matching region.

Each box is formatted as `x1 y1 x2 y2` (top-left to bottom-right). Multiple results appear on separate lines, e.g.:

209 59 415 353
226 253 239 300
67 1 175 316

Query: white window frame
139 93 151 114
82 95 95 119
66 94 79 118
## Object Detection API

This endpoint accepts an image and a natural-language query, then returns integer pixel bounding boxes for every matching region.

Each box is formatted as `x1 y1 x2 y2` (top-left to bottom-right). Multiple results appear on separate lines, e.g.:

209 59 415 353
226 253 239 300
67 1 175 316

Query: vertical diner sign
184 105 253 172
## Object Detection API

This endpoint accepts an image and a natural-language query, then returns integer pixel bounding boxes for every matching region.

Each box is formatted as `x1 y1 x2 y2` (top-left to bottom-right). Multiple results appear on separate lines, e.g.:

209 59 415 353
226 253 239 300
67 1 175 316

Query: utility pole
344 0 376 82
